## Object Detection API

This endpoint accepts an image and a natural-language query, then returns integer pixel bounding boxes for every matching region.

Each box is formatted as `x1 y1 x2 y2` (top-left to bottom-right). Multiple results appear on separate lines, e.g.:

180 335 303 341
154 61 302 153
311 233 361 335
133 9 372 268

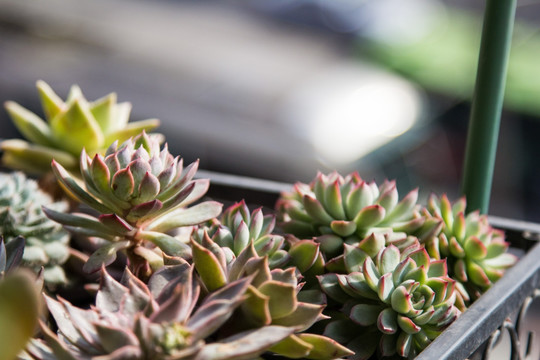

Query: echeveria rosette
424 194 517 309
319 244 460 359
44 132 222 278
194 200 288 268
276 171 441 258
0 172 70 285
1 80 161 175
23 264 300 360
191 232 353 359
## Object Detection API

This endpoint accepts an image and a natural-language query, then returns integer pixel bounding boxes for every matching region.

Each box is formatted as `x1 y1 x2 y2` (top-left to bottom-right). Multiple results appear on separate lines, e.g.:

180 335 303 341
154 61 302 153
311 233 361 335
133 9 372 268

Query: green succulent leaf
50 97 103 154
83 241 130 273
191 240 227 292
4 101 54 147
296 333 355 360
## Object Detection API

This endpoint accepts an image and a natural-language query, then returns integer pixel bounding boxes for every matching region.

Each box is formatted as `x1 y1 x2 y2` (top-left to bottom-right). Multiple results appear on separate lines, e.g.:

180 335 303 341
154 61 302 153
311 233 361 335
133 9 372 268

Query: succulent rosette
276 171 441 258
191 232 353 359
319 239 460 359
0 172 70 285
1 80 160 175
194 200 288 268
43 132 222 278
23 264 304 360
424 194 517 308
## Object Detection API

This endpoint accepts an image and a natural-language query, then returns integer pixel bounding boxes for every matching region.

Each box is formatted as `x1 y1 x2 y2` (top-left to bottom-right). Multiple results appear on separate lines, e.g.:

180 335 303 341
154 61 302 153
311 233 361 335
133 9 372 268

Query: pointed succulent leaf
94 324 139 354
377 308 398 334
271 302 326 331
99 214 134 235
383 188 418 224
147 201 223 232
258 280 298 319
296 333 355 360
111 168 135 201
354 205 385 232
240 286 271 326
324 180 346 220
345 181 373 218
397 315 421 334
288 240 320 273
197 326 296 360
317 274 352 304
89 92 116 133
105 119 160 146
50 97 103 154
51 160 112 213
464 236 488 260
350 303 384 326
379 245 400 275
4 101 54 146
83 241 130 273
191 240 227 292
303 195 334 224
36 80 64 121
467 261 492 288
268 334 313 359
330 220 356 237
378 273 395 303
138 231 191 258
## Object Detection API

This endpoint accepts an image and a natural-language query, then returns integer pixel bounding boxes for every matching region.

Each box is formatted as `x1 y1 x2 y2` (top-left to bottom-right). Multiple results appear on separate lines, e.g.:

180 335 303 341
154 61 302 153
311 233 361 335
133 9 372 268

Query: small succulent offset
194 200 289 268
191 232 353 359
1 80 160 174
424 194 517 308
0 172 70 285
43 132 222 278
319 233 460 359
276 171 440 258
24 264 305 360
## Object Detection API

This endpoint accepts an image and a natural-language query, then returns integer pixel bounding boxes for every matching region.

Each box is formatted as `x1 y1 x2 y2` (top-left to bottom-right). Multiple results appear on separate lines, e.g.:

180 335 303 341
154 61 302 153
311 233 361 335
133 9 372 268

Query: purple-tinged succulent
191 232 353 359
319 239 460 359
194 200 288 268
44 132 222 278
276 171 440 258
424 194 517 309
23 264 300 360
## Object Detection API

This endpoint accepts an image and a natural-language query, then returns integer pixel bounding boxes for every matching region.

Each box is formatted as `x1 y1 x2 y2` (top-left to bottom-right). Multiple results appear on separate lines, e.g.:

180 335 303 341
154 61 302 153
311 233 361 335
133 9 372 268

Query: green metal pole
461 0 517 214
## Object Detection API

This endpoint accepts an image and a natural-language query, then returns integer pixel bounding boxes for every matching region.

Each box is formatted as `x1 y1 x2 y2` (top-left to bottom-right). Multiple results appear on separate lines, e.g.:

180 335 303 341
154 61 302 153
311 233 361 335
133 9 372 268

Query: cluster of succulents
0 83 520 360
23 265 320 360
0 172 70 285
424 194 517 309
2 80 160 175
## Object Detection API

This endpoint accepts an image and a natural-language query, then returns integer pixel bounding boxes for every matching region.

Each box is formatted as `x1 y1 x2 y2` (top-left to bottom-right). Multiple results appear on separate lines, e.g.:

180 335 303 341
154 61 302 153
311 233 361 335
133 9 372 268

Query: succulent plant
43 132 222 279
194 200 289 268
319 235 460 359
0 172 70 285
191 232 353 359
424 194 517 308
23 264 307 360
276 171 440 258
1 80 160 175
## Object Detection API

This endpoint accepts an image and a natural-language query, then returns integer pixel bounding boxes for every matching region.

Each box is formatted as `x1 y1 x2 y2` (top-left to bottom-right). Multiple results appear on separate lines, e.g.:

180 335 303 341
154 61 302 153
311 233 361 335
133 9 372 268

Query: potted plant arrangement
1 1 538 359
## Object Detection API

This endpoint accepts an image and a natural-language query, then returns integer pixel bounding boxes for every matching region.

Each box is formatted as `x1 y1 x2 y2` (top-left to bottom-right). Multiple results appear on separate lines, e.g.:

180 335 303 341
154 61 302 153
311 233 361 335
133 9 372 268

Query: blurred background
1 0 540 220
